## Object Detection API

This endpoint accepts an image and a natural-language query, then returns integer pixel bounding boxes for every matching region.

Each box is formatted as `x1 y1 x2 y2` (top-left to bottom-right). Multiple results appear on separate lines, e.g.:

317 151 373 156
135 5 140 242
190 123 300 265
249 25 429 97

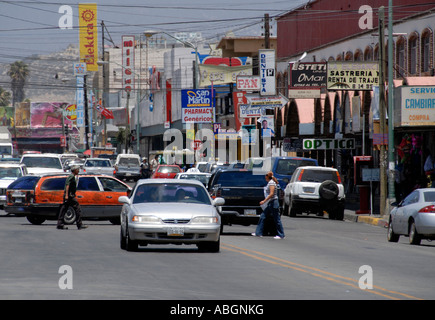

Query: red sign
192 140 202 151
122 35 135 94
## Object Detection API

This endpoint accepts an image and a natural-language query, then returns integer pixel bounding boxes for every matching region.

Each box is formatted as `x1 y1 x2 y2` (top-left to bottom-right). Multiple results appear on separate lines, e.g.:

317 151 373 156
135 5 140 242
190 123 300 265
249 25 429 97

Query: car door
97 176 130 217
395 191 418 234
76 176 106 218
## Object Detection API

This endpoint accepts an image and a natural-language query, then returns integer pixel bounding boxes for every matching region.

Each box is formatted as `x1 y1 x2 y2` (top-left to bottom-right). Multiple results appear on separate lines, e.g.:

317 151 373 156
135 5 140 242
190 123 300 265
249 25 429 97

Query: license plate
244 209 257 216
167 227 184 236
15 198 22 203
126 173 131 176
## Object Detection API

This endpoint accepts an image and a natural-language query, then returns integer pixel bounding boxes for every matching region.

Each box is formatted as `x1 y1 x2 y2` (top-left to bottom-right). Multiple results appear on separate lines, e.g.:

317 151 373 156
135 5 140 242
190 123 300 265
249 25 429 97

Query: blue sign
181 89 216 123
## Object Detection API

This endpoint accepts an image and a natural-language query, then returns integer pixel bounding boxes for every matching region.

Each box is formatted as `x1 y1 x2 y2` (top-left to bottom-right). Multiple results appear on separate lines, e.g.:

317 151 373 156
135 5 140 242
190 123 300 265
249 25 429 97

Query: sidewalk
343 193 389 228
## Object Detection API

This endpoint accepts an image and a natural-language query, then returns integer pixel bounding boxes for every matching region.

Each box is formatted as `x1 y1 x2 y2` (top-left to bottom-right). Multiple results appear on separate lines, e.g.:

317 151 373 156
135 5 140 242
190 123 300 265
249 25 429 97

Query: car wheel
120 228 127 250
319 180 339 200
387 217 400 242
329 207 344 220
26 215 46 225
288 200 298 217
126 226 138 251
283 204 289 216
61 206 77 225
109 217 121 225
409 221 421 245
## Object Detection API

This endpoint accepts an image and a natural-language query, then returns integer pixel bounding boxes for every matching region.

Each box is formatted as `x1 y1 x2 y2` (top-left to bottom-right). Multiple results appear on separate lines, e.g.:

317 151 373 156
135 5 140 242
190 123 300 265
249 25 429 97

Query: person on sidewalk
57 165 87 230
252 171 285 239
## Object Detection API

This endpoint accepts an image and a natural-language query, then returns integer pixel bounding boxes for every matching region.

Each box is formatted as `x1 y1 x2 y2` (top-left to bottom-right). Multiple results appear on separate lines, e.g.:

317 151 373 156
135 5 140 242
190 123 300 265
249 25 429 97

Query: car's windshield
118 158 139 166
275 159 317 175
133 183 211 205
215 172 267 187
85 160 111 167
22 157 62 169
300 169 339 183
157 166 181 173
0 167 22 179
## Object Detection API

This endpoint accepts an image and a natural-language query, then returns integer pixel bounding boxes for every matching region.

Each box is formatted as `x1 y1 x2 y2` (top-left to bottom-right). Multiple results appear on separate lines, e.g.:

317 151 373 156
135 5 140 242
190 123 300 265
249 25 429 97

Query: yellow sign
199 64 252 87
78 3 98 71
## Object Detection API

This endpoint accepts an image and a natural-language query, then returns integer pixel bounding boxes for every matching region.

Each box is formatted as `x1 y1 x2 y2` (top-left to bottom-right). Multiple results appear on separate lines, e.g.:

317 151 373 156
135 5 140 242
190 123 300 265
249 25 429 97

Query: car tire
288 200 298 217
126 226 139 251
120 228 127 250
409 221 421 245
198 239 220 253
26 215 46 225
283 204 289 216
330 207 344 220
319 180 339 200
387 217 400 242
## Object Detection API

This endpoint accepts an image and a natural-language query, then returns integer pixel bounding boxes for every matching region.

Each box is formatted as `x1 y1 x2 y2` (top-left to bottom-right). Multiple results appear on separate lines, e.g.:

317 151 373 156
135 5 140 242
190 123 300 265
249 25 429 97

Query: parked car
174 171 211 186
284 166 345 220
5 174 131 225
0 163 28 209
114 154 141 181
388 188 435 245
208 169 268 227
20 153 65 175
119 179 224 252
82 158 114 176
151 164 182 179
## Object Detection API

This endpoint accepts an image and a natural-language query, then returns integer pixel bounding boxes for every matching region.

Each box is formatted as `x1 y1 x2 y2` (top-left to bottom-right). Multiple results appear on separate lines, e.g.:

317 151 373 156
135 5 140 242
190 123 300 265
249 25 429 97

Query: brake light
336 171 342 184
297 169 304 181
419 205 435 213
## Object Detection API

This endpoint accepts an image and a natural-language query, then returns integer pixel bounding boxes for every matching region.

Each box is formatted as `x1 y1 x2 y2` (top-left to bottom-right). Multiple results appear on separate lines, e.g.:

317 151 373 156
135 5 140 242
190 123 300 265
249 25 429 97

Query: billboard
78 3 98 71
397 86 435 126
181 89 215 123
327 61 379 91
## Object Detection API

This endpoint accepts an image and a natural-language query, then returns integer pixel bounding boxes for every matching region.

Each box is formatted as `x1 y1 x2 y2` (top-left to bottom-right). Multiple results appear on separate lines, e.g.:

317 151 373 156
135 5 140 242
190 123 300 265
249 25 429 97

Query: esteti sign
181 89 215 123
303 138 355 150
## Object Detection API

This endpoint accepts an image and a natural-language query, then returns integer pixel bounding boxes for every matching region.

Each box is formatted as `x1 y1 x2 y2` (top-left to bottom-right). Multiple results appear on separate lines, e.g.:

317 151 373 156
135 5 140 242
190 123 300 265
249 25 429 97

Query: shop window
396 37 406 78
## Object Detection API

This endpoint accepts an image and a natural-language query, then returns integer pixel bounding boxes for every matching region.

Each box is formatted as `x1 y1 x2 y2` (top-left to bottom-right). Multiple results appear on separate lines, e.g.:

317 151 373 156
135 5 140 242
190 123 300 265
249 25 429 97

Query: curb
344 211 389 228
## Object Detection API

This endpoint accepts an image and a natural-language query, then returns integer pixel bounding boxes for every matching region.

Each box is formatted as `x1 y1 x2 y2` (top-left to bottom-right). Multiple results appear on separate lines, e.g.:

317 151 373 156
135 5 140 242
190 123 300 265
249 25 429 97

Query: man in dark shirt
57 165 87 230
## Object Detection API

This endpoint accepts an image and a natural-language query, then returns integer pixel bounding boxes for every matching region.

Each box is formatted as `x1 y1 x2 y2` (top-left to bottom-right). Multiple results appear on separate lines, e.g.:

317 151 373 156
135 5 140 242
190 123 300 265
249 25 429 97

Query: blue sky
0 0 306 62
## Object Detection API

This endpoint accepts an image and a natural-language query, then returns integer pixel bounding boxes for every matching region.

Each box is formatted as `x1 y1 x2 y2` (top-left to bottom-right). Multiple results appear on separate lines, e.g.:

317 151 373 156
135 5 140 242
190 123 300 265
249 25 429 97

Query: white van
20 153 65 175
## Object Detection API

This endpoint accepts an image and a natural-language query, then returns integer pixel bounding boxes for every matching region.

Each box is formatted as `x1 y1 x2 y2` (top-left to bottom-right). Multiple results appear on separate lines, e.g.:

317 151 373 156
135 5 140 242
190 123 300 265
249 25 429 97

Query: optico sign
303 138 355 150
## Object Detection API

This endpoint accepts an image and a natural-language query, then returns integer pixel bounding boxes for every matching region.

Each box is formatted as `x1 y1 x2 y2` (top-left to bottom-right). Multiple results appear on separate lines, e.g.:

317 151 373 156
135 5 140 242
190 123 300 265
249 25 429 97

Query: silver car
388 188 435 245
119 179 224 252
82 158 113 176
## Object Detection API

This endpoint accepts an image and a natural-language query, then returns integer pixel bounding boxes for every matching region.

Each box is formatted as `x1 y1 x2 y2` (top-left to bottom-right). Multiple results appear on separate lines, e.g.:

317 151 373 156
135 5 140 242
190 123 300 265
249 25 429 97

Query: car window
40 177 67 191
85 160 111 167
133 183 211 205
21 157 62 169
0 167 23 179
423 191 435 202
275 159 317 175
7 176 40 189
77 177 100 191
402 191 419 206
178 174 210 185
300 169 339 183
98 177 129 192
215 172 267 187
157 166 181 173
118 158 140 166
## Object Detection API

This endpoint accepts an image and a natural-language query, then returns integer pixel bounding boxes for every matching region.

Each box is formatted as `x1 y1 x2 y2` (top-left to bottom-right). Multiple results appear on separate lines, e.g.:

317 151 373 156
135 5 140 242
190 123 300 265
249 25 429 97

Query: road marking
222 243 423 300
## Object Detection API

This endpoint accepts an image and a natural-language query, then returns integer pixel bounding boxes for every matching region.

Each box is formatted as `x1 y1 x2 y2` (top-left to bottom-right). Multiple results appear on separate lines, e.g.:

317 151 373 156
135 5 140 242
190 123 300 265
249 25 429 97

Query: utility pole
264 13 270 49
378 7 387 216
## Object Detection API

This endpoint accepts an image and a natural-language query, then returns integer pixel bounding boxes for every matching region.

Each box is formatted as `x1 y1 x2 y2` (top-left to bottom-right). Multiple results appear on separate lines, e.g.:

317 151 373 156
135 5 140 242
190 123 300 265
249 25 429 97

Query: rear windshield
118 158 140 166
215 171 267 187
275 159 317 175
85 160 112 167
22 156 62 169
300 169 339 183
7 176 40 190
158 166 181 173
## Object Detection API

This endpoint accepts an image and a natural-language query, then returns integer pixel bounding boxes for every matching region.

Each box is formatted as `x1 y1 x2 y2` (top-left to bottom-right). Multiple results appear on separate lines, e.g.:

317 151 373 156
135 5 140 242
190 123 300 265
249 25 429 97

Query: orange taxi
5 174 131 225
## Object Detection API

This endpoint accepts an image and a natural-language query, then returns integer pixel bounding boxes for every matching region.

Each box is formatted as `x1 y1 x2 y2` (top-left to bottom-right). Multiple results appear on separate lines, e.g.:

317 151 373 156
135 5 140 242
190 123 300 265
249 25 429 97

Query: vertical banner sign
76 76 85 127
259 49 276 96
122 35 135 95
78 3 98 71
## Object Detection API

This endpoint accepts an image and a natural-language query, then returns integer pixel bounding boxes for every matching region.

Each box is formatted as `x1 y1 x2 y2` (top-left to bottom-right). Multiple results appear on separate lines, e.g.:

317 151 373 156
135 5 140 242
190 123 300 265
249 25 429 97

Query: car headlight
131 215 161 224
190 216 219 224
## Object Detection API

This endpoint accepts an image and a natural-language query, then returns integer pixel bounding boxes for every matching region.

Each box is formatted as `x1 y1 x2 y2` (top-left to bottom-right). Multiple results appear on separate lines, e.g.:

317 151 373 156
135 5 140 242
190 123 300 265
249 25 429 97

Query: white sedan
388 188 435 245
119 179 224 252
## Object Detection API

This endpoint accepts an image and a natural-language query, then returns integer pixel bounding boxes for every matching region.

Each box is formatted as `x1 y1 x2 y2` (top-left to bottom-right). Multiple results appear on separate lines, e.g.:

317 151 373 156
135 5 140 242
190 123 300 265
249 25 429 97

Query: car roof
297 166 337 171
0 163 25 167
21 153 62 158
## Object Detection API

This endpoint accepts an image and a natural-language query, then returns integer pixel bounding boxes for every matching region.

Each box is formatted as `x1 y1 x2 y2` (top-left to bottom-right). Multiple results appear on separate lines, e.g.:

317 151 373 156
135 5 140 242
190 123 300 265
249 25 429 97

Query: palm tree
8 61 29 106
0 87 11 106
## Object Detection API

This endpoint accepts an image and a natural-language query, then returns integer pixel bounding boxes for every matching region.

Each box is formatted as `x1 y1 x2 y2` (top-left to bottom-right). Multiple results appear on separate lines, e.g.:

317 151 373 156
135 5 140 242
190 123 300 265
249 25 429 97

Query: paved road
1 210 434 301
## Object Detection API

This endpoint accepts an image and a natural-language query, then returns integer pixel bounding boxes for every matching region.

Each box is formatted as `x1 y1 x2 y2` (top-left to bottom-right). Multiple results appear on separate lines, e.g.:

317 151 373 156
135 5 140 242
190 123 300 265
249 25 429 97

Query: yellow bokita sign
78 3 98 71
